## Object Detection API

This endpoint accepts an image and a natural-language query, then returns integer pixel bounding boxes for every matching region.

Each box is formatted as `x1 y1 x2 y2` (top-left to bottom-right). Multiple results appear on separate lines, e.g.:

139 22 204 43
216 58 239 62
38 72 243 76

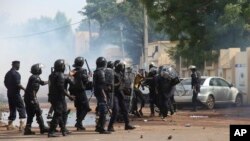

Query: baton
84 59 92 76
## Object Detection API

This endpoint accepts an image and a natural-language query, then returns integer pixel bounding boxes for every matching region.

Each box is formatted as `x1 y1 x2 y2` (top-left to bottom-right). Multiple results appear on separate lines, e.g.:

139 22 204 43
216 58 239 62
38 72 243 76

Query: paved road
1 105 250 141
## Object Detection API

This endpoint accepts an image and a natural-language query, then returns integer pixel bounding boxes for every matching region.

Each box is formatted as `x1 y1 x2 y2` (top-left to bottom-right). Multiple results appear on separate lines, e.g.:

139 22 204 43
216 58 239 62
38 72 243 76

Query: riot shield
160 65 180 86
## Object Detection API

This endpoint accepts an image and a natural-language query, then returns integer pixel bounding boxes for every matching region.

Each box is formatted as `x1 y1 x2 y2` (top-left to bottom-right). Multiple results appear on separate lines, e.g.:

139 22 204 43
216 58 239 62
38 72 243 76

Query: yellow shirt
134 74 144 89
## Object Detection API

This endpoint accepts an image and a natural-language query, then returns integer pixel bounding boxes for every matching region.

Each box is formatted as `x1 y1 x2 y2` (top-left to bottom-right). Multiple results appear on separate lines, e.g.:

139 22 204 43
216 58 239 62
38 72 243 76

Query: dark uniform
93 57 110 134
107 62 135 132
156 75 173 118
69 57 91 131
157 65 180 118
190 66 200 111
48 59 74 137
143 67 158 117
4 61 26 130
170 86 177 112
94 61 114 116
104 65 115 108
24 63 49 135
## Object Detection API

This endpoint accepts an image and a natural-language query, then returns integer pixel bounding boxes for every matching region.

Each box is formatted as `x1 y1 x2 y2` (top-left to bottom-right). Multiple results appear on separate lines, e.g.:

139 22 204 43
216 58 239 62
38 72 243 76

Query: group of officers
3 56 201 137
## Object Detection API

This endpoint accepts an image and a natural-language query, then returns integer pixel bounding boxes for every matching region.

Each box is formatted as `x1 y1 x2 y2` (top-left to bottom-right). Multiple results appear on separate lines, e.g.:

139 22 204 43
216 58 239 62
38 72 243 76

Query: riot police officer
189 65 201 112
93 57 111 134
107 62 135 132
143 64 158 117
4 61 26 131
48 59 75 137
69 57 91 131
24 63 49 135
113 60 121 68
157 65 179 118
105 61 115 109
107 61 114 69
149 62 155 70
157 71 172 118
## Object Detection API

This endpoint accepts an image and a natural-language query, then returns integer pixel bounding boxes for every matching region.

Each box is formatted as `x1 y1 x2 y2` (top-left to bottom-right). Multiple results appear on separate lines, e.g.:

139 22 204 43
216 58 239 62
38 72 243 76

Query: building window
206 60 213 67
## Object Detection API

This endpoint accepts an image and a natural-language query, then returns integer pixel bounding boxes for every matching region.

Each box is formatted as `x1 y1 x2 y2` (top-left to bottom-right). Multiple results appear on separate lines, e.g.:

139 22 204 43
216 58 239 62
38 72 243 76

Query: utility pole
179 56 182 77
144 6 148 70
116 0 126 61
88 18 92 39
120 24 125 61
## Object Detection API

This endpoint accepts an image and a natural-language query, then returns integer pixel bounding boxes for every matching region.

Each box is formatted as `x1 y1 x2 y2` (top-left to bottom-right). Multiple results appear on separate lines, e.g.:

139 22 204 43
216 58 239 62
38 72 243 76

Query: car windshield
180 78 205 85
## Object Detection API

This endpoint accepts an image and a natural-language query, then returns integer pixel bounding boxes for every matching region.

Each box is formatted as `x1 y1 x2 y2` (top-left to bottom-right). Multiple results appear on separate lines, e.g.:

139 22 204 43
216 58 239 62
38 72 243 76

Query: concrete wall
75 32 99 56
179 48 241 83
247 48 250 104
147 41 177 67
235 52 248 104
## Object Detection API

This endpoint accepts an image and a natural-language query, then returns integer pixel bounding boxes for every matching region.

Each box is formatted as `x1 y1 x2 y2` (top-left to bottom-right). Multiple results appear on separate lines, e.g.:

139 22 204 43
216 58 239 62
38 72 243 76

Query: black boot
150 104 155 116
139 109 143 116
125 124 136 130
37 116 49 134
173 103 177 112
24 125 35 135
48 132 59 137
75 122 86 131
48 120 59 137
96 115 110 134
62 111 71 135
192 103 197 112
40 126 49 134
107 126 115 132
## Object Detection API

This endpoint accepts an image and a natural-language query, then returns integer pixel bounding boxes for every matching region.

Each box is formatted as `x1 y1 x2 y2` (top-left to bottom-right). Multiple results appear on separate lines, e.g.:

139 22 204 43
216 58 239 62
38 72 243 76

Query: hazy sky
0 0 89 98
0 0 86 26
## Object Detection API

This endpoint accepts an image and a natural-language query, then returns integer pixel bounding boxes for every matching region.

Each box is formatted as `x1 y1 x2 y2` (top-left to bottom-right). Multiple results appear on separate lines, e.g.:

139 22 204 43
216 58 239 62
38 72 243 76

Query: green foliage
81 0 168 63
141 0 250 69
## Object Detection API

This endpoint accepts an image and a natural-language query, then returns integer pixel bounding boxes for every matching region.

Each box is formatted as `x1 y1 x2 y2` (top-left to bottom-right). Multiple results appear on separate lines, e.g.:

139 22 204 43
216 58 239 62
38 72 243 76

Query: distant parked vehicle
174 76 247 109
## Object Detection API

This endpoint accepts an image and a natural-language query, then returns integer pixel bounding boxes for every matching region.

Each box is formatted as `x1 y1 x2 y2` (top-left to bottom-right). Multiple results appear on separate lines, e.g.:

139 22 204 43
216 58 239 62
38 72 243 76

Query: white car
174 76 247 109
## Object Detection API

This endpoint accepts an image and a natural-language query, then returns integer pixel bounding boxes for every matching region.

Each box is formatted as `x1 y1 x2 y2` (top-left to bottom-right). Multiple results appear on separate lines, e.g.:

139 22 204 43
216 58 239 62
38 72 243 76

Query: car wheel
206 95 215 109
235 94 243 107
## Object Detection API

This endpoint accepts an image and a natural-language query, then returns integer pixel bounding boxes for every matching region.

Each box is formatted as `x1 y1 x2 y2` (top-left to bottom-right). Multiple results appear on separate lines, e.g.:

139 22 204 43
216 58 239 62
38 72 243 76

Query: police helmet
158 65 163 74
73 57 84 68
115 62 125 72
107 61 114 69
149 66 158 76
114 60 121 68
31 63 43 75
189 65 196 70
149 62 155 70
54 59 66 72
160 67 171 79
96 57 107 68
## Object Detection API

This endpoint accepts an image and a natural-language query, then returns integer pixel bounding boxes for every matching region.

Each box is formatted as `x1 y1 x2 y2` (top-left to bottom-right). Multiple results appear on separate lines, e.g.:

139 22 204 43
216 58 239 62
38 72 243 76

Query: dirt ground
1 102 250 141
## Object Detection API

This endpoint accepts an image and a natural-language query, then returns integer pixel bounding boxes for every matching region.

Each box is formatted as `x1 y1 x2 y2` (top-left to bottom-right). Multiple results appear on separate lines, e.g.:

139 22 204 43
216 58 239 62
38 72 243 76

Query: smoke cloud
0 13 76 99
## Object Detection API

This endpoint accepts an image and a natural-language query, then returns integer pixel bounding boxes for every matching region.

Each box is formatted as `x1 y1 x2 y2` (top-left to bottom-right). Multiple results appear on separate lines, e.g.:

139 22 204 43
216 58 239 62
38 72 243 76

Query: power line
0 21 83 39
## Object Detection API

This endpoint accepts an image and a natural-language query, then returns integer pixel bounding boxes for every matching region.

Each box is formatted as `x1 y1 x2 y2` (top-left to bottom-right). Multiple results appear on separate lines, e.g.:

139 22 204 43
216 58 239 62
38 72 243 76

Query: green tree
141 0 250 69
81 0 168 63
